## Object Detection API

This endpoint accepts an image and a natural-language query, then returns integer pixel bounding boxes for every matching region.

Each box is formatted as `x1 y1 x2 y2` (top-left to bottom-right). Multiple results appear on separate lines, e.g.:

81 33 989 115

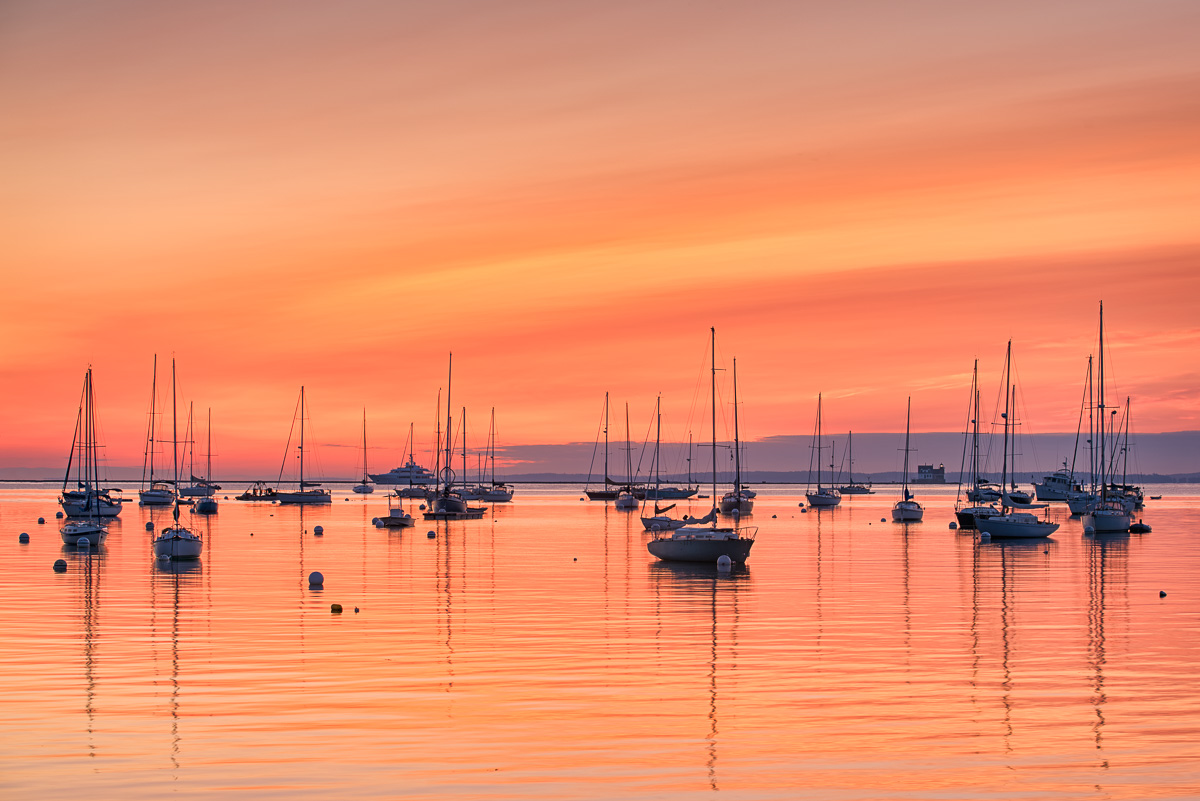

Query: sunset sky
2 0 1199 475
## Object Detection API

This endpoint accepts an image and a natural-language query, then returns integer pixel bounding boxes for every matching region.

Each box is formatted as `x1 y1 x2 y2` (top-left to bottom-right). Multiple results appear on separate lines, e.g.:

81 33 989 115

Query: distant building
913 463 946 484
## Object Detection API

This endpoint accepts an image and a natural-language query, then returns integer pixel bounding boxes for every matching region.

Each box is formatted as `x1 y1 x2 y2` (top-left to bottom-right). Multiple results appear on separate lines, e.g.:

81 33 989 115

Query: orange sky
2 1 1200 474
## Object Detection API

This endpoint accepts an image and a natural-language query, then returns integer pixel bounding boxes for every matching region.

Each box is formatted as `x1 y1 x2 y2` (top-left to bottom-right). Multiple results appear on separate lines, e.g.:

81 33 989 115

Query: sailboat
954 360 998 530
59 368 124 520
647 328 757 564
973 342 1059 538
352 408 375 494
585 393 634 501
139 355 176 507
178 402 218 497
718 359 754 514
425 354 485 520
891 397 924 522
152 359 203 560
614 403 639 510
193 408 219 514
805 394 842 508
60 367 110 546
833 431 874 494
641 396 686 531
469 408 514 502
1081 302 1132 533
275 387 332 505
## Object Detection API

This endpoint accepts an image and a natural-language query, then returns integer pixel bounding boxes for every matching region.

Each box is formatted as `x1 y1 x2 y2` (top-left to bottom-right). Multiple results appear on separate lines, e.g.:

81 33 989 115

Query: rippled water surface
2 483 1198 799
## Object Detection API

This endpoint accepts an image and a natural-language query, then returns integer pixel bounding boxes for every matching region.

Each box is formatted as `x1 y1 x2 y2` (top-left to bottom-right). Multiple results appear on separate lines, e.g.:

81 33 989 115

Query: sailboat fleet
51 307 1153 563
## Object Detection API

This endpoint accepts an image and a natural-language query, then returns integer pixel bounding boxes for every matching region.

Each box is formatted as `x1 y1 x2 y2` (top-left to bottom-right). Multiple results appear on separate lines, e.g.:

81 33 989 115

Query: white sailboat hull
892 500 924 522
60 521 107 546
1082 508 1131 533
60 493 123 518
153 527 203 559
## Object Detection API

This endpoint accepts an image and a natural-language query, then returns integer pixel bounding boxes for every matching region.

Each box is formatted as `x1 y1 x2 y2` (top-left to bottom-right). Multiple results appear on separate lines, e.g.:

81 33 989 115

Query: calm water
1 483 1198 800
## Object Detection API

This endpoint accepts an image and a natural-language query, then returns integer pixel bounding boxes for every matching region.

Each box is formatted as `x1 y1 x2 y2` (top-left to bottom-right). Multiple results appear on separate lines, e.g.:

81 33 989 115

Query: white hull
718 493 754 514
614 492 638 510
1082 508 1131 533
977 512 1059 538
642 515 686 532
178 485 216 498
60 521 108 546
835 485 874 495
60 494 123 519
892 501 924 522
140 488 176 506
352 483 375 494
153 527 203 559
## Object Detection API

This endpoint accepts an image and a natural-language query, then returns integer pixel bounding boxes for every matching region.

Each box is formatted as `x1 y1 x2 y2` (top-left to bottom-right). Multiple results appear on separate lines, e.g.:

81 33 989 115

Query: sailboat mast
732 358 741 494
298 386 305 488
362 408 368 481
999 342 1011 507
902 397 911 499
603 392 609 484
710 327 717 505
624 402 632 487
187 401 195 483
444 354 454 493
655 396 662 490
848 430 854 485
816 393 822 490
87 369 98 522
461 407 467 483
1098 303 1106 501
172 359 180 519
206 407 212 482
490 407 496 485
146 354 158 488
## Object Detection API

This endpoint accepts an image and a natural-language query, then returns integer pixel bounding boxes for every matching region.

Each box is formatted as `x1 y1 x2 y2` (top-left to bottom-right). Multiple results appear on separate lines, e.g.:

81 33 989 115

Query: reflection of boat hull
647 531 754 563
60 521 107 546
153 527 203 559
276 490 332 505
977 513 1058 538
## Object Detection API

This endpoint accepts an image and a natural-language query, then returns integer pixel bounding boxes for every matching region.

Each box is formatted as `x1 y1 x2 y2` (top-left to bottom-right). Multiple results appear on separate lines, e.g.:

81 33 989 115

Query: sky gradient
2 0 1199 476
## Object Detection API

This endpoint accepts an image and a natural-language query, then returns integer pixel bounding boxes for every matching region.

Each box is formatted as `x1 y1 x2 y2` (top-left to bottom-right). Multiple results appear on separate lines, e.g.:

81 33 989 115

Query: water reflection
648 561 747 791
74 547 101 759
152 558 204 778
1086 532 1128 770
